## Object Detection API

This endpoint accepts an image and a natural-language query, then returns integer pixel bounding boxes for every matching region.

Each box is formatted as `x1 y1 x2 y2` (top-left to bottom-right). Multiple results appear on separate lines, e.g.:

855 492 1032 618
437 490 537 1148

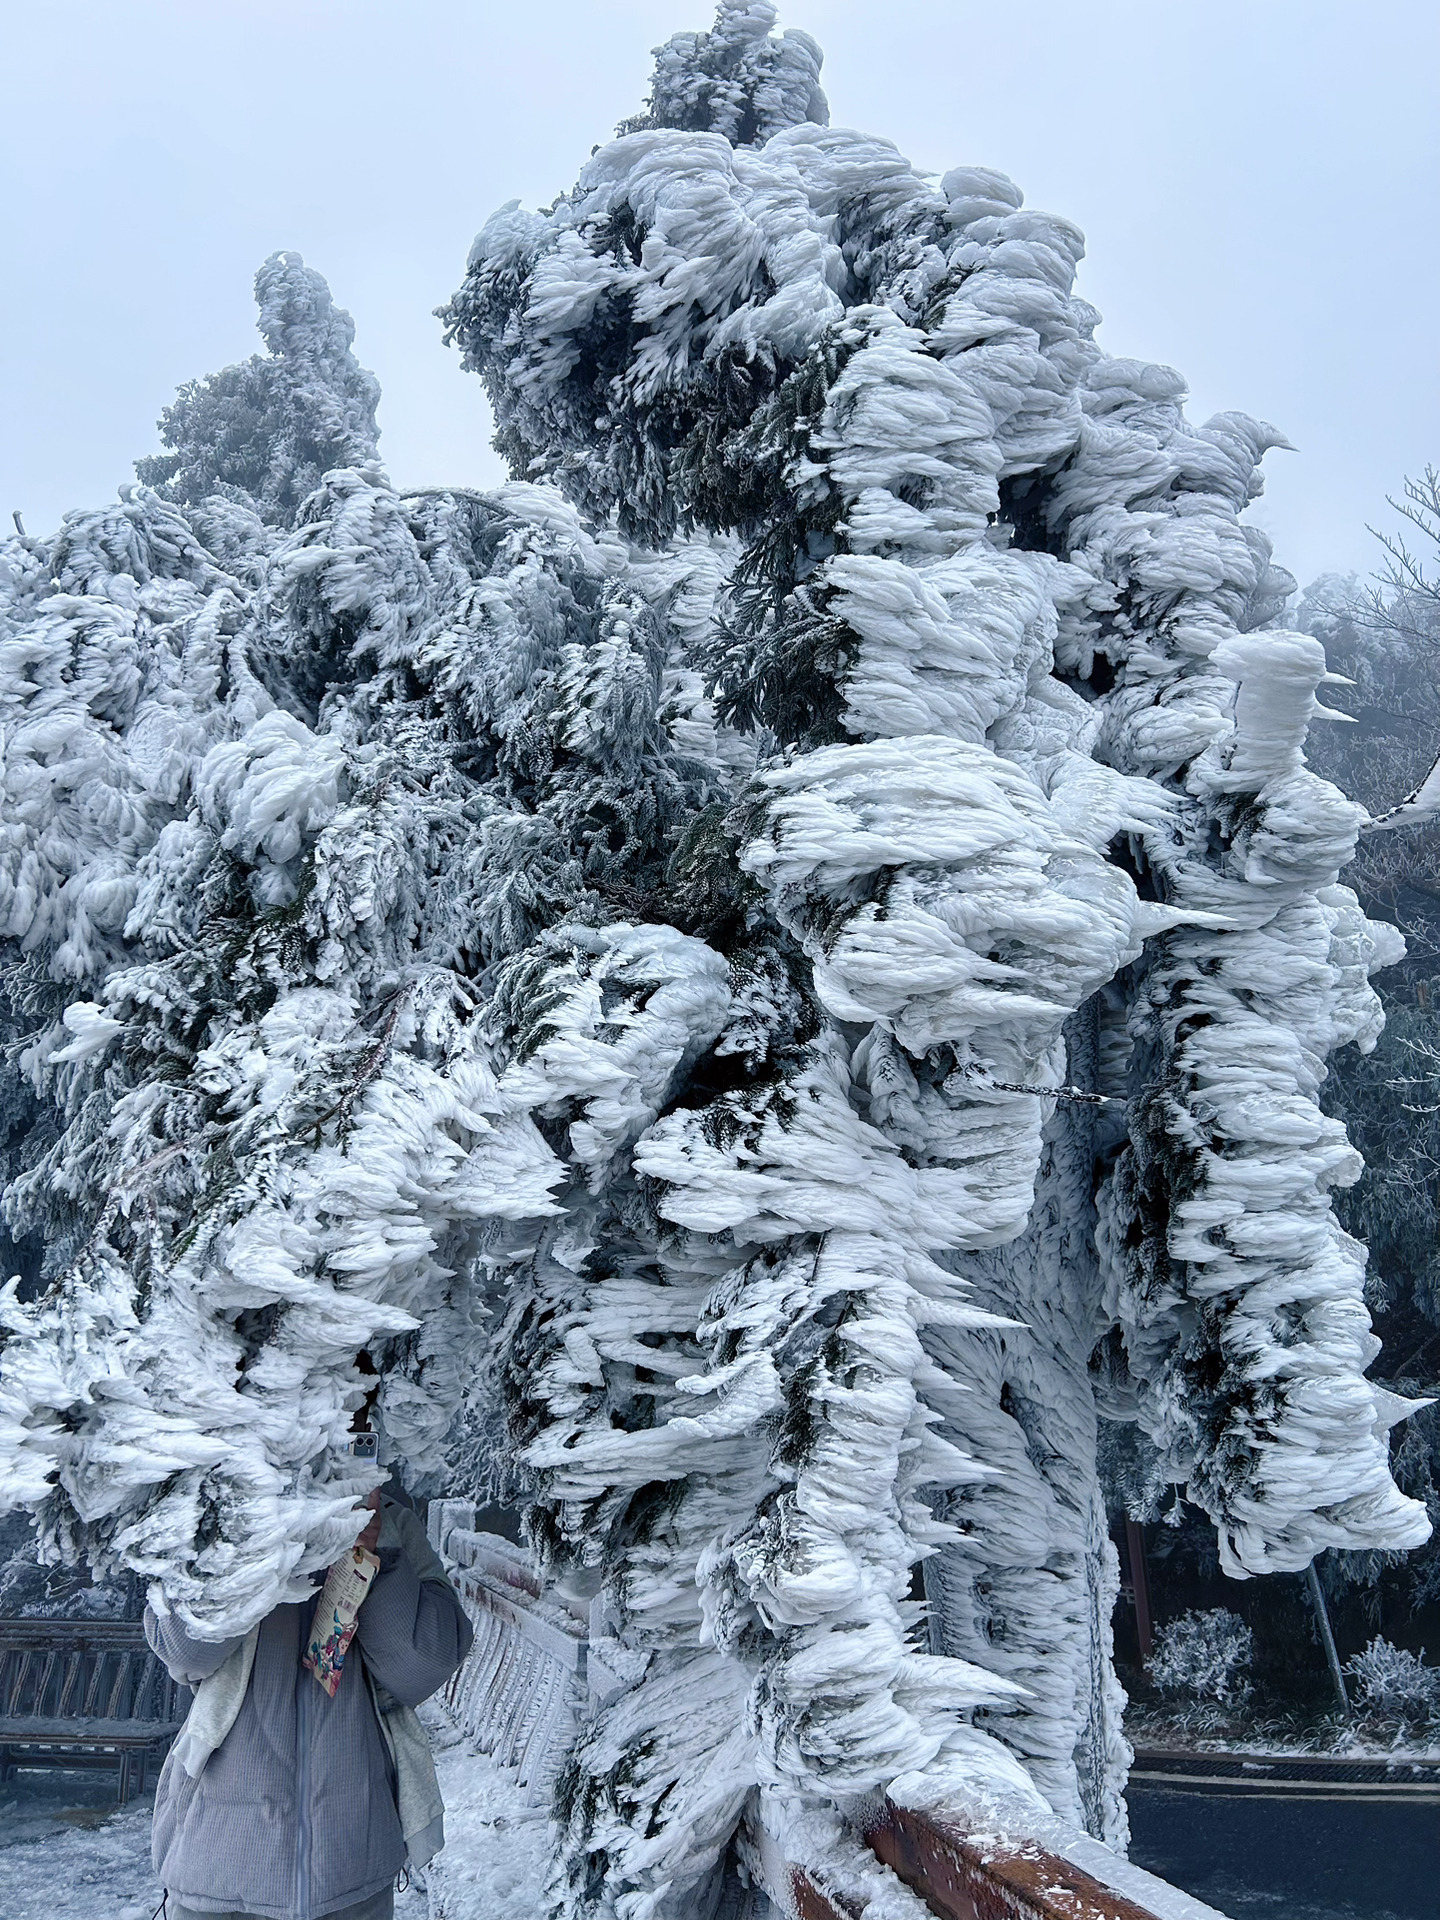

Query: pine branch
308 985 412 1144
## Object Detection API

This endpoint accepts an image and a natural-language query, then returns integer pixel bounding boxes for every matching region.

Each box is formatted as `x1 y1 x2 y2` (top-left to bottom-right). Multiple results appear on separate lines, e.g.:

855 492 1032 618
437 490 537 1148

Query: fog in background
3 0 1436 589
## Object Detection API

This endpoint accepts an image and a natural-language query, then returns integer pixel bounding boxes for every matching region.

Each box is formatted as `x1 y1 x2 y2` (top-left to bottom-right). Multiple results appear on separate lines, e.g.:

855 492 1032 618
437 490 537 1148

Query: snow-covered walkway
0 1708 547 1920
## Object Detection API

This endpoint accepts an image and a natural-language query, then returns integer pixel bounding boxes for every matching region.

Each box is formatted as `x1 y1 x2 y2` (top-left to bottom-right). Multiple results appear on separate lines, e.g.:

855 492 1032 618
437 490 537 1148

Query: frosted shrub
1345 1637 1440 1725
1150 1609 1254 1707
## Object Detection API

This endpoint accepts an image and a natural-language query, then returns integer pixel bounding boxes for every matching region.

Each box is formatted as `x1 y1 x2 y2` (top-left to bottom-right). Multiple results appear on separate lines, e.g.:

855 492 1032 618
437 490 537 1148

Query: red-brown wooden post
1125 1518 1153 1666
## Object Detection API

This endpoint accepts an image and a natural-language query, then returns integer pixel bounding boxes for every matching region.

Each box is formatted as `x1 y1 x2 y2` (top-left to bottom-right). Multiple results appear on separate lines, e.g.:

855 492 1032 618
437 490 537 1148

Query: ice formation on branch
0 4 1429 1913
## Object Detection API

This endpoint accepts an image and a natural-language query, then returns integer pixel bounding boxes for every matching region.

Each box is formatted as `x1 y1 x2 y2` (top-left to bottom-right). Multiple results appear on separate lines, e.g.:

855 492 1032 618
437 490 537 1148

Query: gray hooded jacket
145 1501 473 1920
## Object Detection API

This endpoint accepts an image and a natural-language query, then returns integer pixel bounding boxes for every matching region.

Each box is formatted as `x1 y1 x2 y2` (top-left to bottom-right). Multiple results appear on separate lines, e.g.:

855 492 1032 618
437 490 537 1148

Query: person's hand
354 1488 382 1555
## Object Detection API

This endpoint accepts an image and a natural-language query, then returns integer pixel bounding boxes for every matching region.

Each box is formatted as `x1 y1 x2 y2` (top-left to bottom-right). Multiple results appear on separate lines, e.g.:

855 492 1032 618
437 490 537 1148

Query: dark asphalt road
1128 1782 1440 1920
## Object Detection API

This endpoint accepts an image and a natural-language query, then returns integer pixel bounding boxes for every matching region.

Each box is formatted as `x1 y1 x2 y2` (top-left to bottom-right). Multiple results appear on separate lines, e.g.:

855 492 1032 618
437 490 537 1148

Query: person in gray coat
145 1494 474 1920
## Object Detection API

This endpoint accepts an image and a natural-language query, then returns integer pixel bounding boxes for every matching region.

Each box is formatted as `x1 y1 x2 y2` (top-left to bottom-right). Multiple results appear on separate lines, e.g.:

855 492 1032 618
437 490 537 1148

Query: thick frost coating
0 454 727 1637
620 0 827 147
436 5 1424 1901
135 252 381 527
0 7 1427 1917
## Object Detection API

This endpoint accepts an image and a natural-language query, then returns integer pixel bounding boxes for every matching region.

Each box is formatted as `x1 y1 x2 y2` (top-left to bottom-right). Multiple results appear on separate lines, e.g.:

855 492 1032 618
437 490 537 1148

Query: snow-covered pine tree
135 250 381 527
441 0 1429 1885
0 253 721 1634
0 7 1430 1917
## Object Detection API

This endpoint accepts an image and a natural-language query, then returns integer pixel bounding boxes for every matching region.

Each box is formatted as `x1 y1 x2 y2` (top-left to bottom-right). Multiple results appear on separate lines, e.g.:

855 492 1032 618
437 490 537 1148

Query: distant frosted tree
0 7 1430 1917
135 251 380 526
1299 482 1440 1614
1302 545 1440 1332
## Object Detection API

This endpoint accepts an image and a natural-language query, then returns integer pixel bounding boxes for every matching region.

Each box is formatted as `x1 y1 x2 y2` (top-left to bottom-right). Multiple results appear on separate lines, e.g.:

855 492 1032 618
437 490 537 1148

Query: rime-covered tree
617 0 826 144
135 250 381 526
0 8 1430 1918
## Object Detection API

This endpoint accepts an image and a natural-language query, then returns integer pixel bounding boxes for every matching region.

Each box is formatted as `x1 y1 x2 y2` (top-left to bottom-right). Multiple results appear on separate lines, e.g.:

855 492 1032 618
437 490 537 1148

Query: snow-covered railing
768 1797 1231 1920
427 1502 1228 1920
428 1504 585 1804
861 1799 1228 1920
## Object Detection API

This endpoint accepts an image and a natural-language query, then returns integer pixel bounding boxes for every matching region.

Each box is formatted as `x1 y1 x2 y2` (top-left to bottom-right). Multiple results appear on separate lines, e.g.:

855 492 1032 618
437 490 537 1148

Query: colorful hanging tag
304 1543 380 1696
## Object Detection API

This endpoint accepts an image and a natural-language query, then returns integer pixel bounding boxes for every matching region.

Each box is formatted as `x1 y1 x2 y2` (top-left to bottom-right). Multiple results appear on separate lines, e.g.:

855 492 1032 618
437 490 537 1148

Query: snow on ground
423 1708 549 1920
0 1706 546 1920
1 1772 164 1920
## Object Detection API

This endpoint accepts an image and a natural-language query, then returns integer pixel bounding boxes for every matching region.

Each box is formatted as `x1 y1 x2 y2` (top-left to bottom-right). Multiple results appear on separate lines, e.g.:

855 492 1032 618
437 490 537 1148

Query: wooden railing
790 1866 864 1919
865 1801 1164 1920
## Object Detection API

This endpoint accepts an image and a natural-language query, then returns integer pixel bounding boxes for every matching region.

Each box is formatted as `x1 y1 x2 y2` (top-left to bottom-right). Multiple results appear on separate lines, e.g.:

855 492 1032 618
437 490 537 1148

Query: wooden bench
0 1616 189 1803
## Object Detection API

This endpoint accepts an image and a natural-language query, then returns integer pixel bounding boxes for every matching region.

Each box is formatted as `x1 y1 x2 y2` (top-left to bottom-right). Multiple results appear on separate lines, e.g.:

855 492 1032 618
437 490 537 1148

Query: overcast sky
3 0 1436 589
